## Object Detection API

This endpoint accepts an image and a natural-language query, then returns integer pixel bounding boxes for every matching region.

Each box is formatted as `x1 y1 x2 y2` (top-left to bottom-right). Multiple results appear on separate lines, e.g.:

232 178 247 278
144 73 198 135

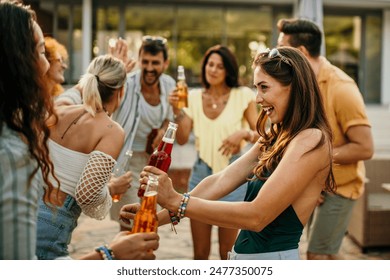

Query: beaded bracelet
169 210 180 225
168 210 179 234
177 192 190 219
95 245 115 260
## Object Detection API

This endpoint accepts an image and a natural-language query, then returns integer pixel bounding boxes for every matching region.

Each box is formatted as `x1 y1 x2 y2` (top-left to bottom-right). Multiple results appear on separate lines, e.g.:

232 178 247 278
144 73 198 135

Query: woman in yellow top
169 45 258 260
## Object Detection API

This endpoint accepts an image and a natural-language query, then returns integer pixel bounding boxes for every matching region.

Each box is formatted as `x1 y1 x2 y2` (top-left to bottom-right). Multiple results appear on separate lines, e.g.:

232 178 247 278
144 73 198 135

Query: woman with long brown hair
0 0 56 260
137 46 335 260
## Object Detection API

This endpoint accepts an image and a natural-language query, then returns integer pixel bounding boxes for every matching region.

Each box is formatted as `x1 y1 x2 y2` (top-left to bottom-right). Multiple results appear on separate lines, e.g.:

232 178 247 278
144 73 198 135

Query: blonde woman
36 54 126 259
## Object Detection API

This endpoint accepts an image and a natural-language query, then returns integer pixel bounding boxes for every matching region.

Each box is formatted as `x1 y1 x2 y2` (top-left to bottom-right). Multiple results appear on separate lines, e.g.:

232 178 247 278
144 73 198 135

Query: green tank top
234 178 303 254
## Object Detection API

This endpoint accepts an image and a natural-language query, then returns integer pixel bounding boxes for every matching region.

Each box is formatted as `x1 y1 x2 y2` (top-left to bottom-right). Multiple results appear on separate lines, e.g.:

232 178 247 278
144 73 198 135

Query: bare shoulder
102 119 125 142
287 128 329 156
54 104 82 115
293 128 325 145
96 118 125 159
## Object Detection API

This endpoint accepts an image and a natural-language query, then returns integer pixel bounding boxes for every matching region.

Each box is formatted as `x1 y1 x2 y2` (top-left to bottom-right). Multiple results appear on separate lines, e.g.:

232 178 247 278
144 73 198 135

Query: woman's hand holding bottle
109 171 132 202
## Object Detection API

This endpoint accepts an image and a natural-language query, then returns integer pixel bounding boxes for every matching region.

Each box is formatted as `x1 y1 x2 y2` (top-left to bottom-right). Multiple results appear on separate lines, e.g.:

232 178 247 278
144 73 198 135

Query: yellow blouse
183 86 255 173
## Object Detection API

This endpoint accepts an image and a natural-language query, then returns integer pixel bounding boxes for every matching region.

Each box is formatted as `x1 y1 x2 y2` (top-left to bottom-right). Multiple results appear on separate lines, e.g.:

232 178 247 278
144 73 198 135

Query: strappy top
60 109 88 139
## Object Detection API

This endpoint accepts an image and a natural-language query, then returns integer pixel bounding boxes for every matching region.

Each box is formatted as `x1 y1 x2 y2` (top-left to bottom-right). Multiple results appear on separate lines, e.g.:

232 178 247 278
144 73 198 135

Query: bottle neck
178 67 185 81
144 175 158 196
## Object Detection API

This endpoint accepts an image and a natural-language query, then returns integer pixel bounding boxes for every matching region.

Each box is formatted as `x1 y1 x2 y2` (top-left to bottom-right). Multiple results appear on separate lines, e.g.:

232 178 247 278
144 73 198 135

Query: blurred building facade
26 0 390 105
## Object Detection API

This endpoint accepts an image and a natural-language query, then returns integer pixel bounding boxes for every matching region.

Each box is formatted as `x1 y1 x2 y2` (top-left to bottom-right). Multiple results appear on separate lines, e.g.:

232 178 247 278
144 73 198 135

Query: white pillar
382 9 390 106
82 0 92 72
296 0 325 55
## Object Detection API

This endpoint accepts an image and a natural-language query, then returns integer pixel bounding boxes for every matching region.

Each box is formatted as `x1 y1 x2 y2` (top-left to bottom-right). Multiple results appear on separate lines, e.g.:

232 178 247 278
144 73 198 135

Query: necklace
203 89 230 110
102 106 111 117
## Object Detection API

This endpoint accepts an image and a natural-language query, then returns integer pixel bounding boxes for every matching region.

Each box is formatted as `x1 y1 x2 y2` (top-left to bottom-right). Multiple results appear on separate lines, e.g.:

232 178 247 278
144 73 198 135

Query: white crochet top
48 139 115 220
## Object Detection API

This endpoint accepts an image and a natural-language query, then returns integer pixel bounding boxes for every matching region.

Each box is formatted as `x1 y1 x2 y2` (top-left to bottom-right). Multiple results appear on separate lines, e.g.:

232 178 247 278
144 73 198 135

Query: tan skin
31 21 159 260
170 53 259 154
168 52 258 259
277 33 374 167
278 32 374 260
46 50 67 94
104 45 171 203
53 39 137 200
34 21 50 76
49 96 161 260
55 43 171 203
139 49 171 148
121 64 331 259
79 231 159 260
114 45 170 231
54 86 133 202
108 37 137 73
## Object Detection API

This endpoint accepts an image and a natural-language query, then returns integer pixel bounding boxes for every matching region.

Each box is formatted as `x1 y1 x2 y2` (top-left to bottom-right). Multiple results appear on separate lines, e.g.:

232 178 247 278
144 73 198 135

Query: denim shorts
188 155 247 202
36 194 81 260
228 247 300 260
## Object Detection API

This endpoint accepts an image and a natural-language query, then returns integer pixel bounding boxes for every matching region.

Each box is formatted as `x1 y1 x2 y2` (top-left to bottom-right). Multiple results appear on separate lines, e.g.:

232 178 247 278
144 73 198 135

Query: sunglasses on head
142 35 167 46
264 48 292 66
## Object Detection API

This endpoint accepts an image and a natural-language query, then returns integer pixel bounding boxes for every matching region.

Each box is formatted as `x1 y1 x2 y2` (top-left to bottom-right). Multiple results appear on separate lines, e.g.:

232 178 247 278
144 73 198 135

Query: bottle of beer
176 65 188 109
131 173 159 233
112 149 133 202
137 122 178 198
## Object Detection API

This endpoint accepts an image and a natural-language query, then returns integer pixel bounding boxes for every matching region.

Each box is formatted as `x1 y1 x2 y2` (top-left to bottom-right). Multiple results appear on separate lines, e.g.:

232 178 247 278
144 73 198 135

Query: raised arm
153 128 330 232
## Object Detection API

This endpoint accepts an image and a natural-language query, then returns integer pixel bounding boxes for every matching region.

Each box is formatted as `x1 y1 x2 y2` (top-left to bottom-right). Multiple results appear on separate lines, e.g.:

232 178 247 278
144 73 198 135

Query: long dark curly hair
0 1 57 197
252 46 335 193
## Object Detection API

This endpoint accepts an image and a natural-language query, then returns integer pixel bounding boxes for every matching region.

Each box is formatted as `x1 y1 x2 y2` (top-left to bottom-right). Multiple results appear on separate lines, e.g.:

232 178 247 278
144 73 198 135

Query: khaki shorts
307 192 356 255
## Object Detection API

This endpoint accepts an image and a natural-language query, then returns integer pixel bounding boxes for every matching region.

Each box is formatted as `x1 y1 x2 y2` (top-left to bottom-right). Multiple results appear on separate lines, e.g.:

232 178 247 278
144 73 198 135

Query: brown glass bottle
131 174 159 233
176 65 188 109
137 122 178 198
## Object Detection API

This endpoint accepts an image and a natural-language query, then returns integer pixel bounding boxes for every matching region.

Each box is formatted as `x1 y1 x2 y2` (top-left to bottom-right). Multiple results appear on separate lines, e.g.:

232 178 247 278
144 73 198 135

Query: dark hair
252 46 335 193
139 37 169 61
0 1 57 196
277 18 322 58
201 45 240 89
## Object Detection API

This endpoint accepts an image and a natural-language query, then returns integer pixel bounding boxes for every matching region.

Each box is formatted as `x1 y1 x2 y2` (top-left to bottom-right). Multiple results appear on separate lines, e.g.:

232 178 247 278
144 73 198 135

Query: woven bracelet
178 192 190 220
169 210 180 225
168 210 178 234
95 245 115 260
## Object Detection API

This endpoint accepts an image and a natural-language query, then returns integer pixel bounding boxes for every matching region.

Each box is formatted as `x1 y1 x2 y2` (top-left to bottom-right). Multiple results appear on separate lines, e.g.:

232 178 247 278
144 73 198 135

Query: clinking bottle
176 65 188 109
112 149 133 202
131 173 159 233
137 122 178 198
